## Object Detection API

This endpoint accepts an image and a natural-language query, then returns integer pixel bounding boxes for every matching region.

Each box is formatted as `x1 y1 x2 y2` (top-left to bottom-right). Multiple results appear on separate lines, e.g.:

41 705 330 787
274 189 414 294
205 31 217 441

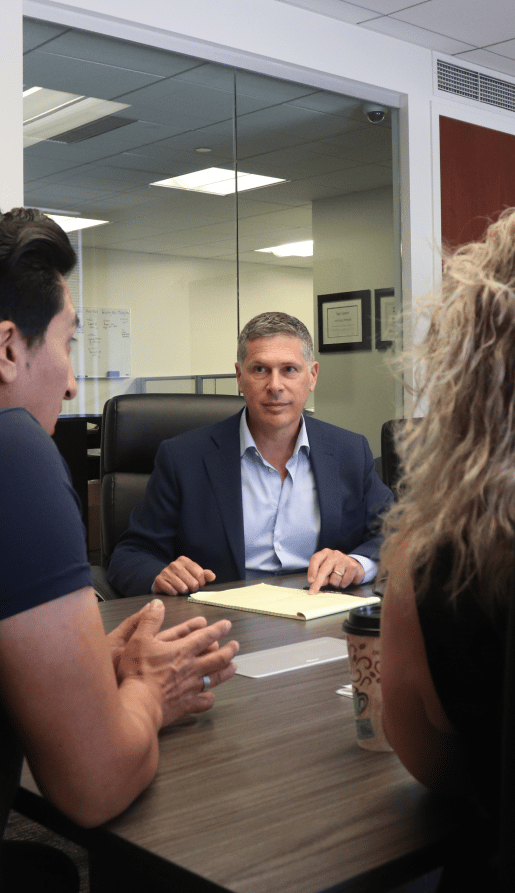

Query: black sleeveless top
416 548 506 824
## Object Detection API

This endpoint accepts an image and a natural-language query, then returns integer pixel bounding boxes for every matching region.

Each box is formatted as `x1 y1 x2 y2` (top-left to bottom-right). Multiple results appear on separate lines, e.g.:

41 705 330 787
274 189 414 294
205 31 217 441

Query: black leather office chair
381 417 424 496
52 417 89 527
90 392 245 600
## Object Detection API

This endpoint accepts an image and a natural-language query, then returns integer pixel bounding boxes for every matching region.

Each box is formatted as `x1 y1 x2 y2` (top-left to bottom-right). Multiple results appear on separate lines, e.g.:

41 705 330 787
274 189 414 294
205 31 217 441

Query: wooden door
440 115 515 248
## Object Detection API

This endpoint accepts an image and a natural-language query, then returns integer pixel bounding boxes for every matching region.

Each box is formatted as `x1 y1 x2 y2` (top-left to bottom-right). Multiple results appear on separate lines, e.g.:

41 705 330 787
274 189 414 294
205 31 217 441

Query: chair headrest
101 392 245 475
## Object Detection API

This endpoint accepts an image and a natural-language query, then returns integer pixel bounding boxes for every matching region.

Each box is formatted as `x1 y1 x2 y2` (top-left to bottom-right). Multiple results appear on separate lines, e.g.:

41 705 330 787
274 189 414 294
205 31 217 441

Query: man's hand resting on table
153 556 216 596
307 549 365 594
107 599 239 726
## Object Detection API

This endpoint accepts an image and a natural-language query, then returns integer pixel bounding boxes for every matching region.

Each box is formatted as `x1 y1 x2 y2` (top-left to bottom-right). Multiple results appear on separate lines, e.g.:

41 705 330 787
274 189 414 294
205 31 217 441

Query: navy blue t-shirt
0 408 91 618
0 407 91 839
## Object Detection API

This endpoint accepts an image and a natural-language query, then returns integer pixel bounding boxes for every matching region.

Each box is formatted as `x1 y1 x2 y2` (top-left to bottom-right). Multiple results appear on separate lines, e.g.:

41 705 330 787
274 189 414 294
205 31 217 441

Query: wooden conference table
17 574 463 893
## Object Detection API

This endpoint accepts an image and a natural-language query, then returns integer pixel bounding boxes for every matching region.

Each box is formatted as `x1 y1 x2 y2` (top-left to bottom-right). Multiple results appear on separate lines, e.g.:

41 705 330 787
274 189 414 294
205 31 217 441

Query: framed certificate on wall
375 287 395 350
317 290 371 353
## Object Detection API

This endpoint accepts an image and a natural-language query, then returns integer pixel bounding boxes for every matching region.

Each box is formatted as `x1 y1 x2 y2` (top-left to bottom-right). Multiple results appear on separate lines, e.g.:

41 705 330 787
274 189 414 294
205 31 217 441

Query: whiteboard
73 308 131 379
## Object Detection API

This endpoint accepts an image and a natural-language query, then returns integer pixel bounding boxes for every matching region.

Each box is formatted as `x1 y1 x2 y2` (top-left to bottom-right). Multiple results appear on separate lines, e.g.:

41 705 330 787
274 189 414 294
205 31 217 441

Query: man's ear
309 361 319 391
0 320 23 383
235 361 243 393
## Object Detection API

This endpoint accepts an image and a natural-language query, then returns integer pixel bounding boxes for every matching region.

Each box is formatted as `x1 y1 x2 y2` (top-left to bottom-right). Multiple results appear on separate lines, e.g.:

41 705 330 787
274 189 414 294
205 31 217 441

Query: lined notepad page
188 583 380 620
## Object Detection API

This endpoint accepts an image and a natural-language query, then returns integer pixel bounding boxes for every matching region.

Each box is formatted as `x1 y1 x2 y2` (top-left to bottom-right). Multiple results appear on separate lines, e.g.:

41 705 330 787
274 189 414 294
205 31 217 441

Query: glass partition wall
23 18 400 457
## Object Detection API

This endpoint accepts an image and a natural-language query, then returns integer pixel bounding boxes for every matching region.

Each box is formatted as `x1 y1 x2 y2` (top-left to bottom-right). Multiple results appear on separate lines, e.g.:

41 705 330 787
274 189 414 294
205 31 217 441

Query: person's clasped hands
106 599 239 727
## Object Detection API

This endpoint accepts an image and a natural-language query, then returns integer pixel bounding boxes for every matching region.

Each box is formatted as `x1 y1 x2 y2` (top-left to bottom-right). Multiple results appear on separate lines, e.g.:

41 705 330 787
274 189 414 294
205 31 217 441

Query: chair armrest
90 565 122 601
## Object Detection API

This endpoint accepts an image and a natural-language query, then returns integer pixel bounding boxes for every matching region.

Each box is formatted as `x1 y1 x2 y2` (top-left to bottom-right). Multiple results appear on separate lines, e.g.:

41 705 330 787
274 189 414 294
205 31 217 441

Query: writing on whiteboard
73 308 131 378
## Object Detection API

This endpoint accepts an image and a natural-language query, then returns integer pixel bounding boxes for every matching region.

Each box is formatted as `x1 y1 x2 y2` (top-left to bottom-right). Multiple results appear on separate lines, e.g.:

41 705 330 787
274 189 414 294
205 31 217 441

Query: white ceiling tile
25 183 114 205
23 19 68 52
274 0 378 24
24 155 73 181
392 0 515 48
321 124 391 151
118 80 237 126
482 40 515 63
454 49 515 79
32 30 201 78
236 203 312 225
362 16 474 53
354 0 425 12
137 123 235 160
290 92 364 118
109 149 232 179
237 104 362 149
246 150 360 179
239 221 311 242
63 121 192 163
23 50 163 99
181 64 318 105
54 165 155 189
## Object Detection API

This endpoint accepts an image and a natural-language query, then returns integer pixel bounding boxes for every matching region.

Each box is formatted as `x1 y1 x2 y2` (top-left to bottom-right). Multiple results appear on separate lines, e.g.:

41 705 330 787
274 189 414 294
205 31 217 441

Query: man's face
21 277 78 434
235 335 319 438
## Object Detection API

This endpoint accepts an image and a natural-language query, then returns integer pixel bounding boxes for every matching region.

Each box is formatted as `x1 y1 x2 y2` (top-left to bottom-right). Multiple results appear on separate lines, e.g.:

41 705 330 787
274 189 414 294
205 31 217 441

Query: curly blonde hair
380 208 515 604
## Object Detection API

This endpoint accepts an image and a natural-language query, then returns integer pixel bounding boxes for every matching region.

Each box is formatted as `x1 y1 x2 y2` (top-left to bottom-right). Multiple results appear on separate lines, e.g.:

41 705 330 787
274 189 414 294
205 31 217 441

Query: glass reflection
23 17 399 455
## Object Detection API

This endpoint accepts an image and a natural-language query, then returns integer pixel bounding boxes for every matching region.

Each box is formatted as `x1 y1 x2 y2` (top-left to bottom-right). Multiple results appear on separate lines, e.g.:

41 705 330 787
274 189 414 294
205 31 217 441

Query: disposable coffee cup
342 604 392 752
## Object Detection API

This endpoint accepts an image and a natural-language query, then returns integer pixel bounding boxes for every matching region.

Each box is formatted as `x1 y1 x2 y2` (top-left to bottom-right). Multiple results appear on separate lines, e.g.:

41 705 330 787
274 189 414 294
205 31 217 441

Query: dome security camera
363 102 388 124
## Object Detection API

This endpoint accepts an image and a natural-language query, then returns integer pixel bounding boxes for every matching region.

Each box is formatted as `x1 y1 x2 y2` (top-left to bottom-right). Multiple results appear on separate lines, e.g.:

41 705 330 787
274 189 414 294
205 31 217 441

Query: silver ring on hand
202 675 211 692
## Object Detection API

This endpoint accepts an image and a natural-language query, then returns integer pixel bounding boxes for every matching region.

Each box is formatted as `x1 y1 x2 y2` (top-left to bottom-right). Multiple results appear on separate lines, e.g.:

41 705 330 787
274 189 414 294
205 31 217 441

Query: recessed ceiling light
23 86 129 147
256 240 313 258
45 214 109 233
151 167 285 196
195 147 212 153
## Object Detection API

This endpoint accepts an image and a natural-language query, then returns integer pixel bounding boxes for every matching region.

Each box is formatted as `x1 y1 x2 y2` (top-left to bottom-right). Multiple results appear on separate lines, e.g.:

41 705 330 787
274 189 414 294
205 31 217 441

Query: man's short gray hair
237 311 314 364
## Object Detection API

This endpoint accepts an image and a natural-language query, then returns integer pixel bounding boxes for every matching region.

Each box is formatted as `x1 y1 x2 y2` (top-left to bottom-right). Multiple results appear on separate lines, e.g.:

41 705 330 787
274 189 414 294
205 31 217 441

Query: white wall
83 248 195 376
1 0 23 210
83 247 312 377
312 187 395 456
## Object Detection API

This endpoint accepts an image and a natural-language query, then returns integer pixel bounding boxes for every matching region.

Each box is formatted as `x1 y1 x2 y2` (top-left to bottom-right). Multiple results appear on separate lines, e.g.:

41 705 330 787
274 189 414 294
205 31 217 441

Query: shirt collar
239 409 310 458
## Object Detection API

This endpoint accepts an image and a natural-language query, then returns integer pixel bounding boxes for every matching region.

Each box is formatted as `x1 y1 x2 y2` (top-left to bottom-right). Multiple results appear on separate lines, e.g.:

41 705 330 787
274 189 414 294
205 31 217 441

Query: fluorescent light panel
256 240 313 257
46 214 108 233
23 86 129 147
23 86 83 122
151 167 285 196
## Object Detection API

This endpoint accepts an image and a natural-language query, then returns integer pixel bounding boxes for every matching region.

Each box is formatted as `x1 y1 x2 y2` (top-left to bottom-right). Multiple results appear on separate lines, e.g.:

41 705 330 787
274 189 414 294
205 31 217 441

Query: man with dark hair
108 311 392 598
0 208 239 890
0 207 77 347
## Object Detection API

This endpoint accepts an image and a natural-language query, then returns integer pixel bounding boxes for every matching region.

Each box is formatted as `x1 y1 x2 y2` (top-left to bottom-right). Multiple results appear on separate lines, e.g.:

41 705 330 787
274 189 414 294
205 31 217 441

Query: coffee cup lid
342 603 381 636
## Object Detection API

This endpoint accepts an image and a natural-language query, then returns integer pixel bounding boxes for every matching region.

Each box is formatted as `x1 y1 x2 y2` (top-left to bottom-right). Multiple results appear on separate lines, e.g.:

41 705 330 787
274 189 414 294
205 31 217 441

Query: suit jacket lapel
304 416 342 549
203 412 246 579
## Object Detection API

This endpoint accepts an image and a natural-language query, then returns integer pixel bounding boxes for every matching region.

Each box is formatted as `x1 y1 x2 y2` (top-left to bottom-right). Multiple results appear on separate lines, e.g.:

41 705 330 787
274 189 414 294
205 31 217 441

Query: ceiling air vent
437 59 515 114
49 115 136 144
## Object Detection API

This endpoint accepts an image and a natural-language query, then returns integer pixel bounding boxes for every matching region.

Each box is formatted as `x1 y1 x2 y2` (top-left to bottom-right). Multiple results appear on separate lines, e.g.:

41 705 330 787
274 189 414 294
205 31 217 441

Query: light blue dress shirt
240 412 377 582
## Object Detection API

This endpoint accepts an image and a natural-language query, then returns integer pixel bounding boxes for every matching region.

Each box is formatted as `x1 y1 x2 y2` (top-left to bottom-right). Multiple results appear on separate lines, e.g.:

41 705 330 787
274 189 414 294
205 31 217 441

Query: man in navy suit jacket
108 312 393 597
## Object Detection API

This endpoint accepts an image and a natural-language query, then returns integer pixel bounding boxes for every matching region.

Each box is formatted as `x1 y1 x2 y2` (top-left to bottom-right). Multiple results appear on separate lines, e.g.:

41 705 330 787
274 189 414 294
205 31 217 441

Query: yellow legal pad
188 583 380 621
